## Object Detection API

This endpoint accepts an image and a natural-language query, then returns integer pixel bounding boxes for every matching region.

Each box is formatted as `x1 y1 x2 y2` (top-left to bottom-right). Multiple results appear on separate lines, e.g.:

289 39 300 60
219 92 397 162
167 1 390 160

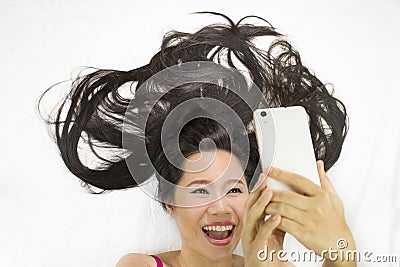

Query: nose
207 194 232 215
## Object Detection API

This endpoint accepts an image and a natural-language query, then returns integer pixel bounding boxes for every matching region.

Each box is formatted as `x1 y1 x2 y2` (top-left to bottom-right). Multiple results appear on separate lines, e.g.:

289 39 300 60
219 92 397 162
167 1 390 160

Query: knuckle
280 217 287 228
272 190 282 199
271 203 280 214
310 204 324 217
277 203 285 214
291 173 299 182
315 206 323 215
261 223 273 236
272 167 282 178
308 216 318 228
265 203 275 213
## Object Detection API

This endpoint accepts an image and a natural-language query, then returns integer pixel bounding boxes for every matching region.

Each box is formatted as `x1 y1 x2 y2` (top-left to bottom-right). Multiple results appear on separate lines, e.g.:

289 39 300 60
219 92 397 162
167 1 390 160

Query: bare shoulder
116 253 154 267
116 251 180 267
153 250 180 266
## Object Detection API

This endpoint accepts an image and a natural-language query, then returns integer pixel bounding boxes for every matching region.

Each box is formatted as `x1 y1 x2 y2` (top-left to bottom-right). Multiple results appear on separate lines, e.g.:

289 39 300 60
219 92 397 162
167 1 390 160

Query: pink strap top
150 255 163 267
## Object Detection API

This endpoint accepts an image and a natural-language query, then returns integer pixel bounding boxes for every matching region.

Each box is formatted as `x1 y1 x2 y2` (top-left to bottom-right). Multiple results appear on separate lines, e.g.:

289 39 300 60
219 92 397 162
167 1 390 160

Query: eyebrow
185 179 244 187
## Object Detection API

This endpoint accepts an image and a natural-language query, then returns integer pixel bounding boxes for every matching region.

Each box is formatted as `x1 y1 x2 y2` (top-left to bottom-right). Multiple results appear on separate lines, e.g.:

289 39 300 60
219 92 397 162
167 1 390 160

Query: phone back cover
254 106 320 191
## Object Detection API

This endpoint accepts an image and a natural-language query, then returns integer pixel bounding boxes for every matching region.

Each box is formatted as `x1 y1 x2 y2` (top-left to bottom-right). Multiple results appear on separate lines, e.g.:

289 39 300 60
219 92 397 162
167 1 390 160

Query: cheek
174 207 206 230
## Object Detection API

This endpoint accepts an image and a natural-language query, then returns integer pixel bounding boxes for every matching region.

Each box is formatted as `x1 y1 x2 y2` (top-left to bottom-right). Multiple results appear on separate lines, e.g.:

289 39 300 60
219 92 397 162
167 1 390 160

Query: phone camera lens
261 111 267 117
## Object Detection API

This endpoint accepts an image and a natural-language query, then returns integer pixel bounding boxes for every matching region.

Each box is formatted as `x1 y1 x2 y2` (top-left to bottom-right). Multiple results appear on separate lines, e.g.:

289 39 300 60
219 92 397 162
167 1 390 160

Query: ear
165 204 174 217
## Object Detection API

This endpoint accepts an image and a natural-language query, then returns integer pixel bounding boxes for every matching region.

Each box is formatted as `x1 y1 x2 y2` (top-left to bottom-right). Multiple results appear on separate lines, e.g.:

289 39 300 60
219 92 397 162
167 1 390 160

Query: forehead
178 149 246 186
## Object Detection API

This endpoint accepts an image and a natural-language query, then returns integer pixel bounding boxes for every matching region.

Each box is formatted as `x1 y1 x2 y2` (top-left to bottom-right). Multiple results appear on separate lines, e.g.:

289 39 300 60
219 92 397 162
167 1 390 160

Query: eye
191 188 209 194
228 188 242 194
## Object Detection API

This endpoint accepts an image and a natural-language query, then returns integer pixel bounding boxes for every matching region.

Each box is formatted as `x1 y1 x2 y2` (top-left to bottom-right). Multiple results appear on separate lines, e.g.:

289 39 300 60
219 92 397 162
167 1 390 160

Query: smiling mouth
201 225 235 240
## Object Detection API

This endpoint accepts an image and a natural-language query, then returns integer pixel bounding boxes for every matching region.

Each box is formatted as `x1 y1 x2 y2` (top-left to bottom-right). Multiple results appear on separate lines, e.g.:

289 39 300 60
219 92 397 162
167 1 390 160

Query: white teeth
202 225 233 231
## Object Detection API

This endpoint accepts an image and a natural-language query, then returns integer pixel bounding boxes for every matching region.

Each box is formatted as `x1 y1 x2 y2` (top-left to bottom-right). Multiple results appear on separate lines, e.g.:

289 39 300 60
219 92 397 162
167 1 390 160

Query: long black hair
38 12 348 207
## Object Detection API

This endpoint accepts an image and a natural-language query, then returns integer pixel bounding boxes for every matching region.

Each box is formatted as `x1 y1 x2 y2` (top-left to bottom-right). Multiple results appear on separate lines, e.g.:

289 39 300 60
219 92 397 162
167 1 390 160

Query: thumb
317 160 345 213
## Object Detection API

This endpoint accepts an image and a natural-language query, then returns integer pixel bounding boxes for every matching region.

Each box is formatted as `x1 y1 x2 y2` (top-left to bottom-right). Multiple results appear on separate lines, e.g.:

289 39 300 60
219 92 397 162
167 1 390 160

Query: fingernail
272 214 279 220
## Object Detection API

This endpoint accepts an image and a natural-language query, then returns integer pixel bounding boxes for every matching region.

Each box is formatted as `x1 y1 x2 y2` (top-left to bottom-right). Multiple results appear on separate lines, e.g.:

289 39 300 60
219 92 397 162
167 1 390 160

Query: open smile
201 222 236 246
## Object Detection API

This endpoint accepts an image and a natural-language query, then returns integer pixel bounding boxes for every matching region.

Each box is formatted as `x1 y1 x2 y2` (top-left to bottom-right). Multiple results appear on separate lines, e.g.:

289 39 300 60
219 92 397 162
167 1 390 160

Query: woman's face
167 149 249 260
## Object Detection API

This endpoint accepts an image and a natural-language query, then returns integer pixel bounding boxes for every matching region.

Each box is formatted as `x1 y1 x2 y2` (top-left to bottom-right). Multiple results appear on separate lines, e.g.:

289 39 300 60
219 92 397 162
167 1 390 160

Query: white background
1 1 399 266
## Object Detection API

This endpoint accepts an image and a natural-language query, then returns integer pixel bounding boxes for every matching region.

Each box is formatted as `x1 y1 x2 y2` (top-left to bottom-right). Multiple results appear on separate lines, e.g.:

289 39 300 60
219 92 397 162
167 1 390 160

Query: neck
176 244 235 267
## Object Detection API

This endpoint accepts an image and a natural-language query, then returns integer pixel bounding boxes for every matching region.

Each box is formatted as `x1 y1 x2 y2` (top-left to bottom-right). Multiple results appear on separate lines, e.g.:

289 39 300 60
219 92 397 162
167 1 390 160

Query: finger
245 188 273 241
250 170 269 193
276 217 303 241
245 172 268 212
253 214 281 248
268 166 320 196
317 160 337 195
270 190 310 211
316 161 344 211
265 202 307 226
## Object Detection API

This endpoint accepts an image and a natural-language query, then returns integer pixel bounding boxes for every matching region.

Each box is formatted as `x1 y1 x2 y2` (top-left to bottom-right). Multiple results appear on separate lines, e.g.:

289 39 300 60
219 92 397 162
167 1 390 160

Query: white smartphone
253 106 320 191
